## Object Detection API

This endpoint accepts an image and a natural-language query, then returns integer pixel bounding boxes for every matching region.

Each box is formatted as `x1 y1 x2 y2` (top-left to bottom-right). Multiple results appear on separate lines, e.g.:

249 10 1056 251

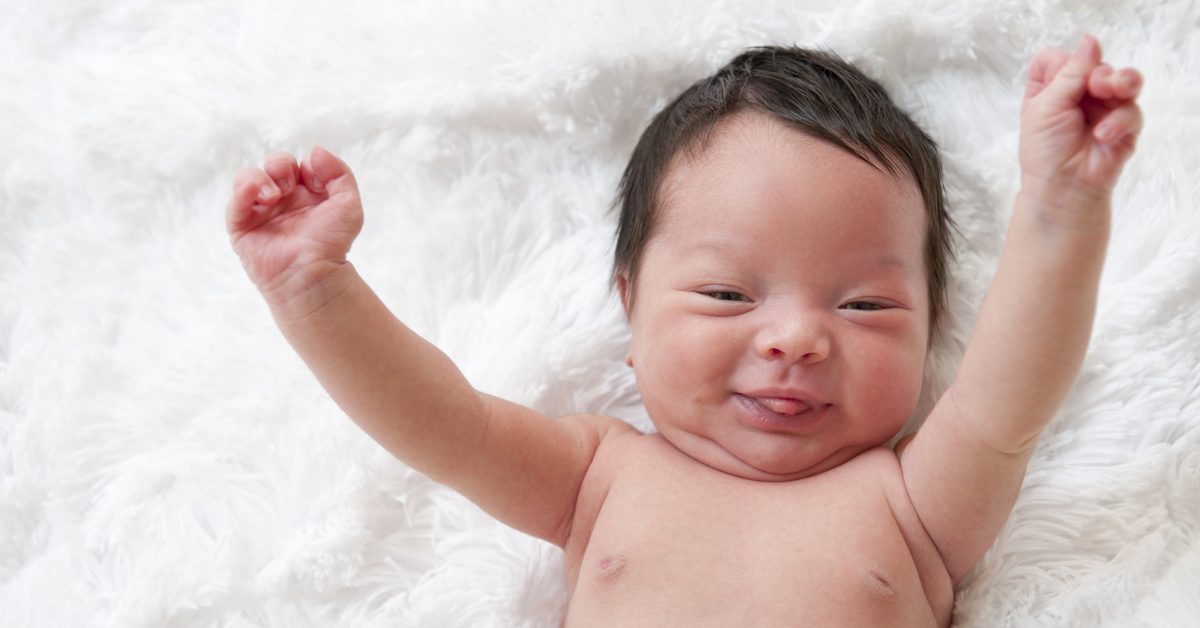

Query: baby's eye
704 290 749 302
842 301 887 311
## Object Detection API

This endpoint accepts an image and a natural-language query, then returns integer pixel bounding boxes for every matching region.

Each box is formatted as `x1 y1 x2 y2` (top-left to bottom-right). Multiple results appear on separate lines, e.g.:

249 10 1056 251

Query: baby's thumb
307 145 359 198
1041 34 1101 106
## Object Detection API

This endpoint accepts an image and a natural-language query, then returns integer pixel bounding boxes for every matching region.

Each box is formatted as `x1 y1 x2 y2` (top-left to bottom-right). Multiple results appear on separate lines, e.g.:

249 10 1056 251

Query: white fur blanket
2 1 1197 626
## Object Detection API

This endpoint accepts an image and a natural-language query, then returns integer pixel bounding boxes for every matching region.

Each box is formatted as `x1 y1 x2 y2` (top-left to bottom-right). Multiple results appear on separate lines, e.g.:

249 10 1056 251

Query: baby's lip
739 390 830 416
733 392 833 434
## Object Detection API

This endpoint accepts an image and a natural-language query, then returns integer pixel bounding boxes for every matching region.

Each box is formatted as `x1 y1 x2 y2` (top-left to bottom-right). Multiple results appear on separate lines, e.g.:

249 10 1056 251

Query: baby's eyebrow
677 239 737 260
677 239 916 274
867 255 911 269
844 255 920 278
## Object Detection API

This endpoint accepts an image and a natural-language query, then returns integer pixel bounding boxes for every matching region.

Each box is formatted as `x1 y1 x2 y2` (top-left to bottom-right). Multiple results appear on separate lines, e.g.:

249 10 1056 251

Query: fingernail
259 183 278 199
274 178 289 194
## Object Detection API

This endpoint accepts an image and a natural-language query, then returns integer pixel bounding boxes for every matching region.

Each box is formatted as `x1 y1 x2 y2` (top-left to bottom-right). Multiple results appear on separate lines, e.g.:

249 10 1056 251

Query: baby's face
620 112 930 481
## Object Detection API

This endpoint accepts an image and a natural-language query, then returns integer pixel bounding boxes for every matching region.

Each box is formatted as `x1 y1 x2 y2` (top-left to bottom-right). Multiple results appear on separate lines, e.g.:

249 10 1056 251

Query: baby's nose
756 316 831 364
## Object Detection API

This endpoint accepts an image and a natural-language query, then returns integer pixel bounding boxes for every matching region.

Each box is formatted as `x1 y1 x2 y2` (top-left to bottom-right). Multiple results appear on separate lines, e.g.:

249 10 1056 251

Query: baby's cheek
861 346 925 421
644 318 729 398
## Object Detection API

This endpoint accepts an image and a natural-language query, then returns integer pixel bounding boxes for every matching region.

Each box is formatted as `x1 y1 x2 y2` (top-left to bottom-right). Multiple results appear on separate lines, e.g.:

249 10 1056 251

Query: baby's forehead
675 112 816 169
663 112 918 201
657 115 924 229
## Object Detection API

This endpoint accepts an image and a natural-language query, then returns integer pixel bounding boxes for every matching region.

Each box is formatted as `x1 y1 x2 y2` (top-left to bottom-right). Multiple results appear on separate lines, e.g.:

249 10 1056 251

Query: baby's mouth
733 393 833 434
753 397 813 416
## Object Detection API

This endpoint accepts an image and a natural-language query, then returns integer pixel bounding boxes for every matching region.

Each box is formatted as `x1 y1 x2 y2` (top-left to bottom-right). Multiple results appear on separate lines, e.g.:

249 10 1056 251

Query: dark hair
613 45 954 331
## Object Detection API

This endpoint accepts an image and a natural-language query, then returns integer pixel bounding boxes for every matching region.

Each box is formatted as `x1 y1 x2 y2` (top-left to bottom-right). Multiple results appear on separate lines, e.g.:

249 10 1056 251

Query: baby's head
611 46 953 480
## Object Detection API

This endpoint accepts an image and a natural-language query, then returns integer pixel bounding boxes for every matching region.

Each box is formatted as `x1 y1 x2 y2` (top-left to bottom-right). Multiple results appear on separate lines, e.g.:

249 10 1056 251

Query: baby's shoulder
844 445 903 472
573 415 652 486
558 415 643 565
842 446 917 506
798 445 906 490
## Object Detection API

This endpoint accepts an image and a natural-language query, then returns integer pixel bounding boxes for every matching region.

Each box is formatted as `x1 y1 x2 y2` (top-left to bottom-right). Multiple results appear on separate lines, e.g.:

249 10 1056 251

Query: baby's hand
1020 34 1143 204
226 146 363 311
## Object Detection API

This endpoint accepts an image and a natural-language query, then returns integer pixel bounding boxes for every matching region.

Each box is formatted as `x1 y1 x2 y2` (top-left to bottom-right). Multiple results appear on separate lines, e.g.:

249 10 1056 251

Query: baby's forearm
950 181 1111 452
269 263 486 480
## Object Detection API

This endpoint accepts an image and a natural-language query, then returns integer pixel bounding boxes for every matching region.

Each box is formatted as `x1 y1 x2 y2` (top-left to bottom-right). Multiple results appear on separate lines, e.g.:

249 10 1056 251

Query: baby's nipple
595 553 627 583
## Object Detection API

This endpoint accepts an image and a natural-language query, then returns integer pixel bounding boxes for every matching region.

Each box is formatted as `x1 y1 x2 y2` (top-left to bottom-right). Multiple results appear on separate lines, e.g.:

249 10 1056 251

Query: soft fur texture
2 1 1198 626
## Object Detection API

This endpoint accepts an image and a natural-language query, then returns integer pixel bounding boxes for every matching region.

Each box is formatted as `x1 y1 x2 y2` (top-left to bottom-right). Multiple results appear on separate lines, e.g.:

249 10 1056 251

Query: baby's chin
655 426 865 482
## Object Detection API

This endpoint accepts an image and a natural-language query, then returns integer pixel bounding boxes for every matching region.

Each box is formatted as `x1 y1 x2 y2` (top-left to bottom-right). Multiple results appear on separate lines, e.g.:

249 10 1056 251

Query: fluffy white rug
2 0 1197 626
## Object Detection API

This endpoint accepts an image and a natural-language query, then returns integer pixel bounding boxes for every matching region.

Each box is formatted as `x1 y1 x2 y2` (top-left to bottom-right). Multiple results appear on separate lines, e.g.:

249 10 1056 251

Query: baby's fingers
1087 65 1142 101
1086 64 1116 100
1025 47 1070 106
300 146 358 199
299 156 325 196
1111 68 1142 100
227 166 277 235
1038 34 1102 107
263 152 300 196
1094 101 1143 144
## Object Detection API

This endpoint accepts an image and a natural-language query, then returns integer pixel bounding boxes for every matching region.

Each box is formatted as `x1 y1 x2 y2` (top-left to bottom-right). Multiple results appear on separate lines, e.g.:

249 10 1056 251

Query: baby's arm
226 148 627 546
898 35 1143 583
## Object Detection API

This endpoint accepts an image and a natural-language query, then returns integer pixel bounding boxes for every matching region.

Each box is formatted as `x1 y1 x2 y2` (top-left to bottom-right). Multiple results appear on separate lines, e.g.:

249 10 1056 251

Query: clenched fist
1020 35 1143 204
226 146 364 315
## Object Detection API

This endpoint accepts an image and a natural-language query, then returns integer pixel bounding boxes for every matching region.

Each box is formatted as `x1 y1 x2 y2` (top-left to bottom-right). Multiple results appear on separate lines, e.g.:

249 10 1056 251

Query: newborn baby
226 37 1142 626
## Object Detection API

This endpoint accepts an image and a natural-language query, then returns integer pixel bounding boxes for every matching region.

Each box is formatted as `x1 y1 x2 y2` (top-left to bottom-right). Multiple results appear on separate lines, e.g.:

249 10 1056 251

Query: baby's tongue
756 398 809 415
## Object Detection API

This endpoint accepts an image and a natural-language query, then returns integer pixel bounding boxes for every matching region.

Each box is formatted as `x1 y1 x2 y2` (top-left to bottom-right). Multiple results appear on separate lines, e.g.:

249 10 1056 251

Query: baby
226 37 1142 626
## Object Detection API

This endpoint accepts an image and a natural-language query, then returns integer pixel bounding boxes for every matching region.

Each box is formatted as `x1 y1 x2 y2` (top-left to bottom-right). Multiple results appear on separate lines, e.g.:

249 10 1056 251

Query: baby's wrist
1016 173 1113 234
261 261 360 324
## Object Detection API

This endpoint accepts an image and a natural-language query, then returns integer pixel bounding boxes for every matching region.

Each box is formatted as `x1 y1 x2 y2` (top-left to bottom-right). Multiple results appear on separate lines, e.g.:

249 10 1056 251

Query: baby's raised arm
226 148 624 546
898 35 1143 583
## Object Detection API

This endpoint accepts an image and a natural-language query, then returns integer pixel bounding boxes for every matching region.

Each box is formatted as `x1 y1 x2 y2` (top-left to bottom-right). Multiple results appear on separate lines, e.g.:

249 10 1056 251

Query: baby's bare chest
562 439 950 627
